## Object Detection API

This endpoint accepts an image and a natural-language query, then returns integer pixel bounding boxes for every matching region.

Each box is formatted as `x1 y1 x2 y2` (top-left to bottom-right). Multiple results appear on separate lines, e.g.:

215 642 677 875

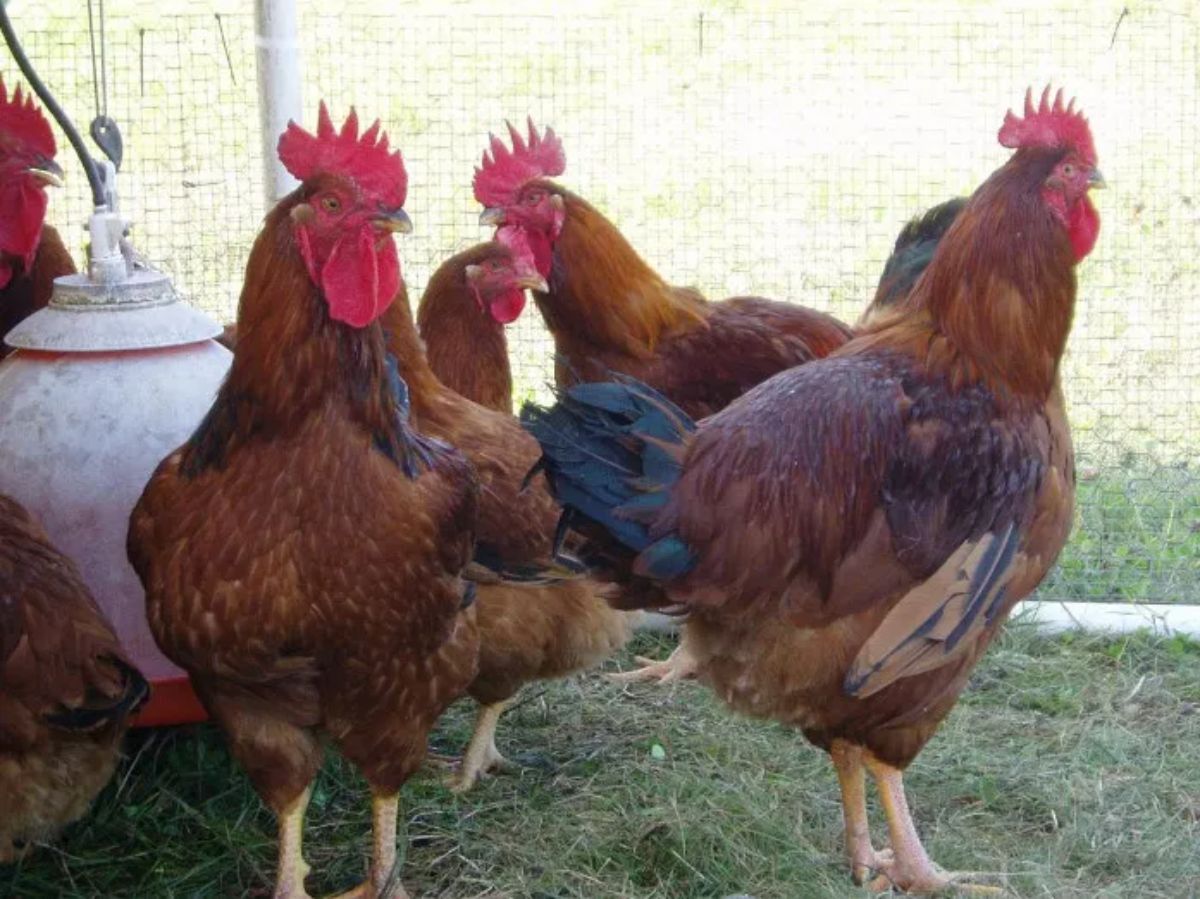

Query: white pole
255 0 302 209
636 602 1200 639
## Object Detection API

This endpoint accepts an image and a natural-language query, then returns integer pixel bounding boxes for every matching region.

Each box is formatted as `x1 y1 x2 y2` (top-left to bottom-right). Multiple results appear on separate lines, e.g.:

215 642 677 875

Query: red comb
0 78 56 160
998 86 1096 166
472 117 565 207
277 102 407 208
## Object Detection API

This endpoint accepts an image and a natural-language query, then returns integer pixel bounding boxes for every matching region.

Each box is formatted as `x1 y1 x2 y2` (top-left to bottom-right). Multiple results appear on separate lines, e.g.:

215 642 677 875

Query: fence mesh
5 1 1198 604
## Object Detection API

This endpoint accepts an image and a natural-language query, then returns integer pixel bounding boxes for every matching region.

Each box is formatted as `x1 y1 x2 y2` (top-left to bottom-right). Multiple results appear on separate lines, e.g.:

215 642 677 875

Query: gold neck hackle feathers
545 189 709 358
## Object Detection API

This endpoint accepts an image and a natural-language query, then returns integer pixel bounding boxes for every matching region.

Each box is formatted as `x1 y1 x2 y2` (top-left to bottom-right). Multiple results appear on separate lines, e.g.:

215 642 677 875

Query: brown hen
386 243 634 792
128 105 479 899
1 494 147 862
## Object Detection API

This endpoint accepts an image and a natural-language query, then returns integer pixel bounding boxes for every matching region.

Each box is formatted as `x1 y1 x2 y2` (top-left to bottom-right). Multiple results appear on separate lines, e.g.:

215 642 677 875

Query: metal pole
254 0 302 209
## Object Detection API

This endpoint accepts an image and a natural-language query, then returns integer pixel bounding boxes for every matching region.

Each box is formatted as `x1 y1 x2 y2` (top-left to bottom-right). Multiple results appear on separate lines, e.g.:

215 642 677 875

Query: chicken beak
373 208 413 234
1088 169 1107 190
516 271 549 293
27 158 65 188
479 207 506 227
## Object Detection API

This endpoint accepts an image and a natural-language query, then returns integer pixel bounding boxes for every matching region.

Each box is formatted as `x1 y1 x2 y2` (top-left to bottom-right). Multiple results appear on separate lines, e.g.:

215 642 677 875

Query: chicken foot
449 699 512 793
329 793 408 899
607 631 699 685
861 752 1002 895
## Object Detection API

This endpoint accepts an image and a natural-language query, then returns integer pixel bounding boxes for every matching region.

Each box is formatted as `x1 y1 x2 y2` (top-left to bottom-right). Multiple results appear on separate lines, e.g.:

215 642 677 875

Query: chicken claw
608 641 698 684
866 862 1002 896
862 753 1003 895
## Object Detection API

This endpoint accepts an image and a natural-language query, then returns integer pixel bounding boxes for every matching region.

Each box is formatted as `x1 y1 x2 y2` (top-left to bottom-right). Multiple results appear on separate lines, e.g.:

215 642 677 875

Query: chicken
128 105 479 899
0 79 75 357
415 230 545 413
1 494 148 862
473 119 853 420
524 87 1103 893
476 121 853 684
383 244 633 792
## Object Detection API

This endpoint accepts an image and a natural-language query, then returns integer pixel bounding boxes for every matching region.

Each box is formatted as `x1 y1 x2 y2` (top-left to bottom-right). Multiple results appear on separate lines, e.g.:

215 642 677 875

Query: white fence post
255 0 302 209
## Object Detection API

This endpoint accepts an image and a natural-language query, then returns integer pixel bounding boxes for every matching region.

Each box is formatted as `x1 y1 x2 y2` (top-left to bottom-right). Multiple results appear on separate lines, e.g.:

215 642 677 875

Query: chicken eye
321 196 342 213
524 191 543 206
1060 163 1075 179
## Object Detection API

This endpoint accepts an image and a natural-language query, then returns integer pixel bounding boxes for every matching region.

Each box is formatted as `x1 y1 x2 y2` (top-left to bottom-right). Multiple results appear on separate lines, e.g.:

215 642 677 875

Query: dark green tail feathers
520 375 699 585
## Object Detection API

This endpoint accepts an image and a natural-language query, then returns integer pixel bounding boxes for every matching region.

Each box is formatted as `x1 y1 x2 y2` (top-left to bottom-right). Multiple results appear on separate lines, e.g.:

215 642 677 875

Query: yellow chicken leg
608 630 699 684
450 700 512 793
273 787 313 899
329 793 408 899
863 753 1001 895
830 740 891 886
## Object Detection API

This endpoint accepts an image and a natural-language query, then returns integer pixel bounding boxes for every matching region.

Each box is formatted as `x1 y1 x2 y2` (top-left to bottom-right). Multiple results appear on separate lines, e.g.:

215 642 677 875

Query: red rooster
129 105 479 898
473 119 853 419
525 87 1103 893
0 78 74 356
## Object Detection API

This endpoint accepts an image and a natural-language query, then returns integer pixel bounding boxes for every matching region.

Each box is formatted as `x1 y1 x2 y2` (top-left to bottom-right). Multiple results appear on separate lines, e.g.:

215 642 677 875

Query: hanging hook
0 2 108 208
90 115 123 169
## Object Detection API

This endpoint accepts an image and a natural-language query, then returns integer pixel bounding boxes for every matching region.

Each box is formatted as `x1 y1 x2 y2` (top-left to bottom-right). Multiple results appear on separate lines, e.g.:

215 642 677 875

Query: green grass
1046 467 1200 603
4 629 1199 898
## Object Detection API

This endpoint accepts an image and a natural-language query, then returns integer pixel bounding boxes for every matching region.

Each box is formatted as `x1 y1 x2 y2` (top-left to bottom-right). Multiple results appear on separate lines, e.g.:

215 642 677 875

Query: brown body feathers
384 261 632 743
416 242 515 413
1 494 147 861
650 146 1081 769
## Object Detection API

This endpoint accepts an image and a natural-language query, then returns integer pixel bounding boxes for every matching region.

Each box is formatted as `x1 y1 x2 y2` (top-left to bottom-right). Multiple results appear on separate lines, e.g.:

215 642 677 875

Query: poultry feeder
0 21 230 726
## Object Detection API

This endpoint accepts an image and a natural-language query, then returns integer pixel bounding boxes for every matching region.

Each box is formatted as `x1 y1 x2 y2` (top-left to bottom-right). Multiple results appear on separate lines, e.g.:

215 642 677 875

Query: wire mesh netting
5 1 1198 604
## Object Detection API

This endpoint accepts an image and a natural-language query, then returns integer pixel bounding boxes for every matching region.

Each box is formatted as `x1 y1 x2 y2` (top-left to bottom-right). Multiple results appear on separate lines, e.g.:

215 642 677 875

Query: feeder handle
0 1 108 208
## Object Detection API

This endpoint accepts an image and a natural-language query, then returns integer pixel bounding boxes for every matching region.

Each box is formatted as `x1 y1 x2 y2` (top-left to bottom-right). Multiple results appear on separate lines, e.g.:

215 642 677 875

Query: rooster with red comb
523 86 1102 893
0 77 75 357
130 103 478 899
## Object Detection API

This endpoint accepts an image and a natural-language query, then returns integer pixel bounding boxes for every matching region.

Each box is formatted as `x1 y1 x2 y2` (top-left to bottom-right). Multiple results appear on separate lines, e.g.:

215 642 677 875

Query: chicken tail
44 656 150 733
521 374 698 591
867 196 967 316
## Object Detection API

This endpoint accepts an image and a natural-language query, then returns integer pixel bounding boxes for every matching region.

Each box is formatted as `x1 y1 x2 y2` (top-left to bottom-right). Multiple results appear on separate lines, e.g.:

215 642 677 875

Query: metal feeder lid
4 269 224 352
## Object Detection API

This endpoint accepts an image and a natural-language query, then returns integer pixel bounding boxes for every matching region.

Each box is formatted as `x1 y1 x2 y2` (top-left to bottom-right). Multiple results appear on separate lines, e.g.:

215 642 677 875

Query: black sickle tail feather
874 197 967 309
521 374 700 595
45 657 150 733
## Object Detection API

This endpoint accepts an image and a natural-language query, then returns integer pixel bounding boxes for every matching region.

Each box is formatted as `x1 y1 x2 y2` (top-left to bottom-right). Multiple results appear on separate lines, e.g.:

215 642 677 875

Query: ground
3 627 1197 898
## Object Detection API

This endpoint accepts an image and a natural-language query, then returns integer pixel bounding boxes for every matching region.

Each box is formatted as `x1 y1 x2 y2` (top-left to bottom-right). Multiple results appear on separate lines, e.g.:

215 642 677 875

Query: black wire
0 1 105 207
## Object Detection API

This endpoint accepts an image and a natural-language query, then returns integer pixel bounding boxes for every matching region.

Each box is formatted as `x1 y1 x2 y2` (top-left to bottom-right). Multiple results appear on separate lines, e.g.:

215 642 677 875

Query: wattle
0 181 47 270
488 288 527 324
1068 195 1100 262
315 224 401 328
